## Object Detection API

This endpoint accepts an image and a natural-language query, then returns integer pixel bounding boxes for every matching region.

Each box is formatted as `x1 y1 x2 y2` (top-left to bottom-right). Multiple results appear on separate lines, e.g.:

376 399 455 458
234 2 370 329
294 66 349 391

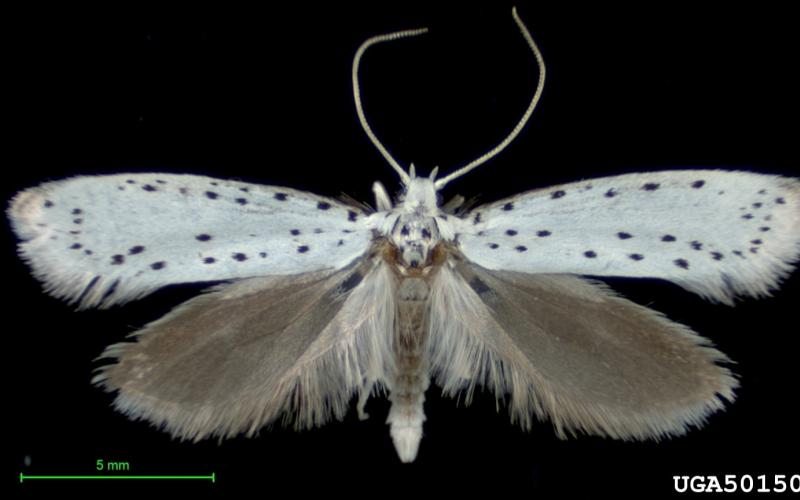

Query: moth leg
357 379 375 420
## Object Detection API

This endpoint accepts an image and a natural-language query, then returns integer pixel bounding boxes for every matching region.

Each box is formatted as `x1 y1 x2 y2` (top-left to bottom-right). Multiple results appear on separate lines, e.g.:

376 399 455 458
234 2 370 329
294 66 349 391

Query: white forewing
93 253 396 440
8 173 371 308
459 170 800 304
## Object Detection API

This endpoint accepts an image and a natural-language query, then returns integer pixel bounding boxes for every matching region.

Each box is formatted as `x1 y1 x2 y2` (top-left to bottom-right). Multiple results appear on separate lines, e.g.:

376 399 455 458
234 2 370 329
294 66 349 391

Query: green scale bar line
20 473 215 483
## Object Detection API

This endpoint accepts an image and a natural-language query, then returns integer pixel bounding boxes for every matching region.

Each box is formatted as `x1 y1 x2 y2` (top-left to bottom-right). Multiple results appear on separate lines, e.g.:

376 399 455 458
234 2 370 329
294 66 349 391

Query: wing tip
8 186 52 241
679 174 800 303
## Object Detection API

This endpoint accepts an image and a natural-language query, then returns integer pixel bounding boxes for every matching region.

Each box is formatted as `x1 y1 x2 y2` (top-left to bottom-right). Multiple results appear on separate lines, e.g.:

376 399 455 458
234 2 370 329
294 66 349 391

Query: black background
7 2 798 497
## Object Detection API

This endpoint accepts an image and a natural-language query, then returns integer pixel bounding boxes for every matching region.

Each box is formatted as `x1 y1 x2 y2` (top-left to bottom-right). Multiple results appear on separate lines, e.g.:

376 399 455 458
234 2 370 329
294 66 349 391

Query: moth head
400 165 439 214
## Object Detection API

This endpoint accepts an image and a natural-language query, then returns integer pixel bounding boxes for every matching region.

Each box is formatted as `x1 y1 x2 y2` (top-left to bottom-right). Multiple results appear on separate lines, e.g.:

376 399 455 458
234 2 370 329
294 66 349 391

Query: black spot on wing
274 192 288 201
348 210 358 222
674 258 689 269
128 245 145 255
71 208 82 215
584 250 597 258
196 234 212 241
642 183 660 191
468 277 491 296
617 232 633 239
515 245 527 252
629 253 644 261
205 191 219 200
691 180 705 189
101 279 121 303
338 272 363 294
506 229 518 236
203 257 216 264
690 241 703 250
143 184 157 192
604 189 617 198
233 253 248 261
76 276 100 305
151 261 166 270
235 197 248 205
537 230 551 237
502 203 514 211
711 252 724 261
317 201 331 210
111 254 125 265
290 229 301 236
297 245 310 253
661 234 676 242
551 190 566 199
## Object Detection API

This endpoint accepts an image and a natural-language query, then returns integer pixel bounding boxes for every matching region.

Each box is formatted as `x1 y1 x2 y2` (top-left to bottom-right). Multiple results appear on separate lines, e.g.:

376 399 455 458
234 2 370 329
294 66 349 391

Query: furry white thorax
368 171 457 271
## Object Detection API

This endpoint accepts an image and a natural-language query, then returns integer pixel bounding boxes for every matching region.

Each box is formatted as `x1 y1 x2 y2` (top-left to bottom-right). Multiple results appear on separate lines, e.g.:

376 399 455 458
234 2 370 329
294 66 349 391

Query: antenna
352 26 428 185
434 7 546 189
352 7 545 189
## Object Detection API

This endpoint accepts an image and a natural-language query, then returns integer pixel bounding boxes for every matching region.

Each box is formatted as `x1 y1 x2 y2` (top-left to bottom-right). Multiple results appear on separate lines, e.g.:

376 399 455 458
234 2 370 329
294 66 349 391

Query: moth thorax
390 214 441 271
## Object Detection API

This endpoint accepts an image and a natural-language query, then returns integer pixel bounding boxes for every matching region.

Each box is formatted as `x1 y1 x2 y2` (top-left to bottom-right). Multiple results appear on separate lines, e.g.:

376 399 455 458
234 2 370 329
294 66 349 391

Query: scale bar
20 473 215 483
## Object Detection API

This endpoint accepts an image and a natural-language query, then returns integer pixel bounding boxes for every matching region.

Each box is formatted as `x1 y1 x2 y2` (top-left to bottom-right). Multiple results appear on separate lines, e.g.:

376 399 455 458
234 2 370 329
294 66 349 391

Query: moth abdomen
387 276 431 462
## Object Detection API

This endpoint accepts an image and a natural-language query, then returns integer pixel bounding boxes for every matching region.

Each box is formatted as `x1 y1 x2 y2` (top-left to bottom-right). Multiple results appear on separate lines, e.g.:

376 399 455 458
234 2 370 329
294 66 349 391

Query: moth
8 8 800 463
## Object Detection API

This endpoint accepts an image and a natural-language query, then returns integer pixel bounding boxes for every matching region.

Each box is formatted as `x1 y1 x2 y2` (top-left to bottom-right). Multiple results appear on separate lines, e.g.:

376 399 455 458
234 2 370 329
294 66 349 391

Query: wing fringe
429 261 738 441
